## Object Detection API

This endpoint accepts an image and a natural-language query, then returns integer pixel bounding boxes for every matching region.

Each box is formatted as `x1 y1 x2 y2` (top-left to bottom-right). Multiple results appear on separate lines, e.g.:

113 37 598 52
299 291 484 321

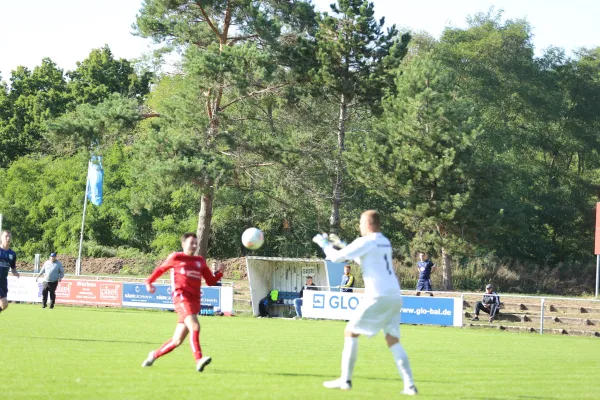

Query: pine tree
134 0 316 256
351 54 482 289
311 0 409 233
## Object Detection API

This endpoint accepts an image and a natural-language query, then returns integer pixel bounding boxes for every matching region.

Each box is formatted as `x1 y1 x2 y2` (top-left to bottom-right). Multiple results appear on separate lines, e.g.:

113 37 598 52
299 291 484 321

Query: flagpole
76 180 89 276
596 254 600 298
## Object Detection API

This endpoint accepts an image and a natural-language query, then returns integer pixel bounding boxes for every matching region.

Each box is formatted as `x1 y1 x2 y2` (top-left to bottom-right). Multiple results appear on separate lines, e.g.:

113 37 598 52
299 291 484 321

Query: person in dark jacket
472 284 500 323
293 276 318 319
0 230 19 315
415 252 436 296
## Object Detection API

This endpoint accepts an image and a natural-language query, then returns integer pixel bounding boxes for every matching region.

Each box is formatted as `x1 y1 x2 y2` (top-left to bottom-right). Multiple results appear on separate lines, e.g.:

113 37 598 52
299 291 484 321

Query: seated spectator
472 284 500 323
340 264 355 293
293 276 318 319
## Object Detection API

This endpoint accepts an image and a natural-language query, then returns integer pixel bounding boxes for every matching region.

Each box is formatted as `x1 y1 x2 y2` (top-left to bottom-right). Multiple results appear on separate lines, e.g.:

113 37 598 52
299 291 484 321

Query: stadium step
460 294 600 336
463 301 600 316
551 316 600 325
464 312 529 323
548 304 600 314
465 322 600 337
464 311 600 325
463 301 543 313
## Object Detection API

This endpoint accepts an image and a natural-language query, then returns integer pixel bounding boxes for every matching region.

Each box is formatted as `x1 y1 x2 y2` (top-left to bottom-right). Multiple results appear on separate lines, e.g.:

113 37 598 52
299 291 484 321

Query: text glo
328 295 359 310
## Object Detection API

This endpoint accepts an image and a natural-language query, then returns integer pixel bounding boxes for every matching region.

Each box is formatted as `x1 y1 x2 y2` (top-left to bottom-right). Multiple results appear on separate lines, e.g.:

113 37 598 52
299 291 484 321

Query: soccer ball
242 227 264 250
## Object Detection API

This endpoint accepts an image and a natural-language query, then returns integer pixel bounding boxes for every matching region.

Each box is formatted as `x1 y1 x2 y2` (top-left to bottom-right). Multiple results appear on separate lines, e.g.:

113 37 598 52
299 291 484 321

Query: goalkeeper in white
313 210 417 396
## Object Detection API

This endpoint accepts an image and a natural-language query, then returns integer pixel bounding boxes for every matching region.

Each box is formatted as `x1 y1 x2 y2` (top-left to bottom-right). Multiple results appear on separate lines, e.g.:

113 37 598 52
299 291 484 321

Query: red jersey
146 253 223 299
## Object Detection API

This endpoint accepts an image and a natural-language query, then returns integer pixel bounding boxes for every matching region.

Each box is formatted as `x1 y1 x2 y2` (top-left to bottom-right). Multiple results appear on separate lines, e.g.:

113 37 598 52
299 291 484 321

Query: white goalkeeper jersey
324 232 401 297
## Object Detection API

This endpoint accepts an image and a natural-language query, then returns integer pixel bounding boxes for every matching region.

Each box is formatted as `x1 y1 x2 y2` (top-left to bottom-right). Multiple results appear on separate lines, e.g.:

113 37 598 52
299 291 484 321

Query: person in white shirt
313 210 417 396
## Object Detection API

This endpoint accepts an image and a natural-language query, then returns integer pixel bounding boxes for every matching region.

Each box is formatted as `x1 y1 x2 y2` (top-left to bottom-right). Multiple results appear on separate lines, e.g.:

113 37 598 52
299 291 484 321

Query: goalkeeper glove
312 233 330 249
328 234 347 250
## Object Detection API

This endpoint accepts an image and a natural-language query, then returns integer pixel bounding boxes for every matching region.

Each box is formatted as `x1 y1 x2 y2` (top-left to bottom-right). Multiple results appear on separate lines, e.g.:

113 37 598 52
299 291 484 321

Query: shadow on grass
458 396 557 400
210 368 390 380
514 397 558 400
210 368 451 384
22 336 157 345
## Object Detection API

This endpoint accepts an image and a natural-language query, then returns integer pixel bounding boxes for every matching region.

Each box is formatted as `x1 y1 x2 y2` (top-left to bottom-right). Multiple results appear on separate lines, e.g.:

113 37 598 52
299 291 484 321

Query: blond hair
361 210 381 231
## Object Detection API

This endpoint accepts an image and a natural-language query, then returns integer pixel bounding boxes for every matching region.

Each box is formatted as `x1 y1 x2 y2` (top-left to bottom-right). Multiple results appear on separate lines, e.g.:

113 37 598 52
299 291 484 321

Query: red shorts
173 293 200 323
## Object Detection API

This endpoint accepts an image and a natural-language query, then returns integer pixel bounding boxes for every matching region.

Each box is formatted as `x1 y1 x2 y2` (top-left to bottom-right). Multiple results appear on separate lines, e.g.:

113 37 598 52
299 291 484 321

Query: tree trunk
196 185 214 257
330 95 347 234
193 9 228 258
441 246 453 290
436 223 453 290
196 86 221 257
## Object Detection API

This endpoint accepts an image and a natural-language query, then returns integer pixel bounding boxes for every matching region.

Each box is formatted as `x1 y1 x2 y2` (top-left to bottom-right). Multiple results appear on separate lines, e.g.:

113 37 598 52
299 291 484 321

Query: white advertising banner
6 276 42 303
302 290 361 320
302 290 463 327
219 286 234 315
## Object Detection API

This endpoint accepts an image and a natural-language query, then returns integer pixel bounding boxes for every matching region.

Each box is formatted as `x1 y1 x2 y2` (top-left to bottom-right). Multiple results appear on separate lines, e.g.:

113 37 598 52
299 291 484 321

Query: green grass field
2 304 599 400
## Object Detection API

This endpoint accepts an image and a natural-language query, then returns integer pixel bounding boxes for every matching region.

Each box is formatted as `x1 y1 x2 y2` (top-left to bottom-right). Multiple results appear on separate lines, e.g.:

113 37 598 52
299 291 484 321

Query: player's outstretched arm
145 282 156 294
202 261 224 286
145 253 177 289
328 234 347 249
326 239 376 263
313 234 374 263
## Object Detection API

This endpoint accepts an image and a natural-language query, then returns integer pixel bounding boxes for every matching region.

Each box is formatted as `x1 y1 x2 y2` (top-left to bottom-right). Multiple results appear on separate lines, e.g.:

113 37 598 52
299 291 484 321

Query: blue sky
0 0 597 79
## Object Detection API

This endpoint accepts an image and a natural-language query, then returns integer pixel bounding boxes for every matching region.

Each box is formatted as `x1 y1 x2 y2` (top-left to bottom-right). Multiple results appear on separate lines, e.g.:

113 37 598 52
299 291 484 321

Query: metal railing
16 272 234 287
413 290 599 335
300 286 600 335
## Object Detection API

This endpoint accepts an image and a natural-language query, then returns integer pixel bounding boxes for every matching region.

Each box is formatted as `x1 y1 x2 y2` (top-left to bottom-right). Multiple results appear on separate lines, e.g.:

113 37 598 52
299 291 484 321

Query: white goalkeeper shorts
346 295 403 338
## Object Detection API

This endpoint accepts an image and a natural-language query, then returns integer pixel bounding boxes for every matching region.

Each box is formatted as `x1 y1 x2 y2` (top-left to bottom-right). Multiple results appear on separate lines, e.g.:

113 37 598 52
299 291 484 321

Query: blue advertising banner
399 296 458 326
201 287 221 307
122 283 227 313
122 283 174 309
325 261 349 289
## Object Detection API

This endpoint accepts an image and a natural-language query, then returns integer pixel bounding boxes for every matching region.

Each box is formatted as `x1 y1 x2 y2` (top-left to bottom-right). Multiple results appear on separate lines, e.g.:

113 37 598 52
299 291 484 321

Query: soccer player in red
141 232 225 372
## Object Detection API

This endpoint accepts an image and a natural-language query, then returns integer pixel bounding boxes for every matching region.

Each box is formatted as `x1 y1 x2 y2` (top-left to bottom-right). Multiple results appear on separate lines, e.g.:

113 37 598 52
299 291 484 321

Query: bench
271 291 299 306
268 291 299 317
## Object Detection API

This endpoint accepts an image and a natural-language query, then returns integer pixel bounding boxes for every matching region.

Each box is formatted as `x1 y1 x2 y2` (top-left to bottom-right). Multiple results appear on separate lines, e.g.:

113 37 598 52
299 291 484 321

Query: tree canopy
1 4 599 294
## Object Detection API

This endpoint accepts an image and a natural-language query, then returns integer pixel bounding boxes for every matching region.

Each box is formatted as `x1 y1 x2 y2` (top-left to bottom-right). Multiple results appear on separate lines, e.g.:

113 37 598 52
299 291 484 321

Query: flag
87 156 104 206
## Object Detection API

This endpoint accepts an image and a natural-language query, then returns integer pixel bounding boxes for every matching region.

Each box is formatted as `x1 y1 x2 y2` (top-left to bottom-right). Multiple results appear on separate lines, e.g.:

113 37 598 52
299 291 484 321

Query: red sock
190 330 202 361
155 339 177 358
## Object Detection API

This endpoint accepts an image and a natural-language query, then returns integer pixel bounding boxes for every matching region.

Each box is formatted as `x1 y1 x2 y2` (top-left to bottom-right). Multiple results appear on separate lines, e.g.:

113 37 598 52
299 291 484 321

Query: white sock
340 337 358 382
390 342 414 389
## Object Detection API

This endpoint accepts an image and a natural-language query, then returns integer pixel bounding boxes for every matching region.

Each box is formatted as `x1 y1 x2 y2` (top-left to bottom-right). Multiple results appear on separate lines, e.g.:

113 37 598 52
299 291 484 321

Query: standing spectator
0 230 19 315
211 262 222 286
340 265 355 293
293 276 318 319
415 252 436 296
211 261 224 315
472 284 500 323
35 252 64 309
